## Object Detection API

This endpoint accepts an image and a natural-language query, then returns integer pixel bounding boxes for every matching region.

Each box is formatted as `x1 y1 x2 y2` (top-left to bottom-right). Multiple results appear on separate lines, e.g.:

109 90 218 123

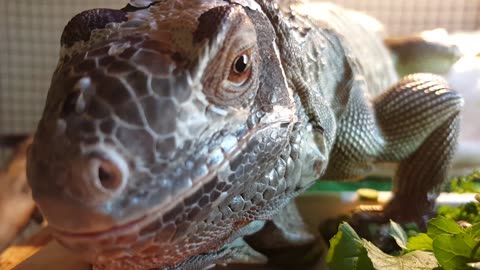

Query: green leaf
448 170 480 193
468 223 480 240
433 233 478 270
363 240 439 269
326 222 375 270
407 233 433 252
389 220 408 250
427 216 464 238
438 202 480 224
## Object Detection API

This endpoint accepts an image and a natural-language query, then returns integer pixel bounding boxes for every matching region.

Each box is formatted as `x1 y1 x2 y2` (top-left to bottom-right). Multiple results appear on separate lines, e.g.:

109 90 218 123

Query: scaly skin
26 1 463 269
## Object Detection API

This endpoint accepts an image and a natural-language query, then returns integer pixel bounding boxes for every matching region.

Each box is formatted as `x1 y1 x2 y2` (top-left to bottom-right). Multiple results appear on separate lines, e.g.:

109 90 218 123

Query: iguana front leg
375 73 462 224
324 73 463 226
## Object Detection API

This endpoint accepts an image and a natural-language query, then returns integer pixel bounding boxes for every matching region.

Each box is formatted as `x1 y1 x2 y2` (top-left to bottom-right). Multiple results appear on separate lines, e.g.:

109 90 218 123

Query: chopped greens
389 220 408 251
407 233 433 252
447 170 480 193
326 222 375 270
326 171 480 269
328 217 480 270
438 202 480 224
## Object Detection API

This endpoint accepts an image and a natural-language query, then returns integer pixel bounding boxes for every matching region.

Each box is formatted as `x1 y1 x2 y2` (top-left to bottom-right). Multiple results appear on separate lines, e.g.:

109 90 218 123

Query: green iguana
26 0 463 269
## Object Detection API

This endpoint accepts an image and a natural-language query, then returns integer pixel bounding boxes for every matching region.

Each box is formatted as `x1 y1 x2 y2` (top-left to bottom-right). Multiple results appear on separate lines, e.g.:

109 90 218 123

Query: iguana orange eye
228 51 252 85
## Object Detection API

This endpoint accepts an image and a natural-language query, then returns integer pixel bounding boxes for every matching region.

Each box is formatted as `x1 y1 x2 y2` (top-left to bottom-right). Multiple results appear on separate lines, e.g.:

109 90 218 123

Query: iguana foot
383 196 436 229
348 197 435 252
351 194 435 227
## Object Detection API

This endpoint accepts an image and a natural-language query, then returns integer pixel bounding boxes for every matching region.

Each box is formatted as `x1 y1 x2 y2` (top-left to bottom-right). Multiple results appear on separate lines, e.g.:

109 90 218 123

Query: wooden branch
0 228 52 270
0 137 37 251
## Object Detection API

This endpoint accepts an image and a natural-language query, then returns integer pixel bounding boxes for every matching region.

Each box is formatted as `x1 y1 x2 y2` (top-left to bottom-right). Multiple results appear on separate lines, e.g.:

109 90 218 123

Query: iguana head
27 0 298 269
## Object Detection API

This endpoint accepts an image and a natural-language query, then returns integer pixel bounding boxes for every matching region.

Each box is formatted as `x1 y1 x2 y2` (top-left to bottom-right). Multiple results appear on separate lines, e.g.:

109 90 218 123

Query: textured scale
26 0 463 269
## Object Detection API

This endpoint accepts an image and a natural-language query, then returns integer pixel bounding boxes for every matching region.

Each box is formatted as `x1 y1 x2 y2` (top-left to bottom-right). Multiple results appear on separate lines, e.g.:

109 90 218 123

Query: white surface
297 192 478 228
448 48 480 175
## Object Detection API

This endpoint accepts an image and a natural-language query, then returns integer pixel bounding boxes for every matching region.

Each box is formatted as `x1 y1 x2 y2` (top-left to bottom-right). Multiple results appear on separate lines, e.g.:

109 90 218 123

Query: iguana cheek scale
26 0 463 269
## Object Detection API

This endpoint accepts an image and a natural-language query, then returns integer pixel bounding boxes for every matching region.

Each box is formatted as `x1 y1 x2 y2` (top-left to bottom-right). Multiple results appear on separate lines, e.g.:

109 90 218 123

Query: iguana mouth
51 214 149 239
49 166 226 244
50 165 227 242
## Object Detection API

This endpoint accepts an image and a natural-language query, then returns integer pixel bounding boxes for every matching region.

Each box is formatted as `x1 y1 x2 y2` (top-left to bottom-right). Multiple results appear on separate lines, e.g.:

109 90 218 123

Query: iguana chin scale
26 0 463 269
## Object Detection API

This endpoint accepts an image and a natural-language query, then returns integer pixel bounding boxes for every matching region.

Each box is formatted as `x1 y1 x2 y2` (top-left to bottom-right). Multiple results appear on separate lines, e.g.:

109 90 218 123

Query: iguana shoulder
260 2 398 100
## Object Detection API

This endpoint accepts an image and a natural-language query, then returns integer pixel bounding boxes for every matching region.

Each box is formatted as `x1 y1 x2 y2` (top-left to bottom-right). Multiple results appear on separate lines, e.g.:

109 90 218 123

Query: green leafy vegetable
326 222 374 270
427 216 464 238
326 178 480 270
363 240 439 269
448 170 480 193
327 222 439 270
468 223 480 240
407 233 433 252
433 233 479 270
438 202 480 224
327 204 480 269
389 220 408 251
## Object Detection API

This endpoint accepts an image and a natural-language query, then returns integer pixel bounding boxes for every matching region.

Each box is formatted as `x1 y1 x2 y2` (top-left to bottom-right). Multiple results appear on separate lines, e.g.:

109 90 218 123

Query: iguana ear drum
61 9 128 47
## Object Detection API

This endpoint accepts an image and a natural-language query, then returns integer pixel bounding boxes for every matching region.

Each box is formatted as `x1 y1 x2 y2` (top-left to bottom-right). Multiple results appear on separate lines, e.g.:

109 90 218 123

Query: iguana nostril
96 159 123 191
65 148 129 205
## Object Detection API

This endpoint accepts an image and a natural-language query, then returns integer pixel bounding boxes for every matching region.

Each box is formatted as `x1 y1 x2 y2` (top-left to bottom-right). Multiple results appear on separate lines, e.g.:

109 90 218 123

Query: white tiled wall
0 0 120 136
335 0 480 35
0 0 479 164
0 0 120 164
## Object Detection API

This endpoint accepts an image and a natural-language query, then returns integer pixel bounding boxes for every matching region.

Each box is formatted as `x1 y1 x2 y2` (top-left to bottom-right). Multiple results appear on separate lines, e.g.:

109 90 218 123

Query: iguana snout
28 145 130 233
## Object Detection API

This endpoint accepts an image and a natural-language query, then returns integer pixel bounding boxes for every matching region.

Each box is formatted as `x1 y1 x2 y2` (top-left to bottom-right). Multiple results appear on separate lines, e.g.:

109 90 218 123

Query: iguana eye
233 54 249 73
228 51 252 85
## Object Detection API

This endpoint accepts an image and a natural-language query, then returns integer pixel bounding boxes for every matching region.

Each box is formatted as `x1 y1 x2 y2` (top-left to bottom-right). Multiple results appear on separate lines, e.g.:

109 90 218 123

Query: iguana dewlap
26 1 463 269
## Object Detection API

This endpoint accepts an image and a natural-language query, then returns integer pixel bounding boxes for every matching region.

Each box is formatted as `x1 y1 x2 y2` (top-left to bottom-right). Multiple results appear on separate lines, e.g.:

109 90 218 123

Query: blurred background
0 0 479 165
0 0 479 261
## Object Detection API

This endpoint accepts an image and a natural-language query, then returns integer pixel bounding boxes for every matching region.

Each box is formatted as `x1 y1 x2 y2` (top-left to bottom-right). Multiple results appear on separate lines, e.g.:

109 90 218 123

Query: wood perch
0 137 37 252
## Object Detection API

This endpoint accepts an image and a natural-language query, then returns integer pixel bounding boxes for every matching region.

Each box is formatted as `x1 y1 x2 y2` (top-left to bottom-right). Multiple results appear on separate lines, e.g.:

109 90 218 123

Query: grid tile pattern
0 0 120 164
336 0 480 35
0 0 479 165
0 0 120 135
